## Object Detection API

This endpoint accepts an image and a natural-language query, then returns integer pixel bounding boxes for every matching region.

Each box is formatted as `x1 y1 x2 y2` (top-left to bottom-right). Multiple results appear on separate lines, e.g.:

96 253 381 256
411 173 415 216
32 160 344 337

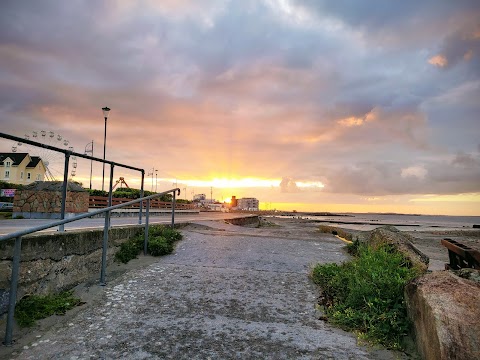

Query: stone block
405 271 480 360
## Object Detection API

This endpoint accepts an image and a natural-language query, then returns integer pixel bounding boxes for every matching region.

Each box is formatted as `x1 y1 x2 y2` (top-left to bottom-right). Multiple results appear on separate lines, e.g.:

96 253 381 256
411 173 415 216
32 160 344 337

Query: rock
405 271 480 360
366 226 429 272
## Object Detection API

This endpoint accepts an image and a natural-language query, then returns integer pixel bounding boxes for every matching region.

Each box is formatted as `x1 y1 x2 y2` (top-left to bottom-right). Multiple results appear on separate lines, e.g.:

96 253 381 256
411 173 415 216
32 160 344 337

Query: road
0 212 251 236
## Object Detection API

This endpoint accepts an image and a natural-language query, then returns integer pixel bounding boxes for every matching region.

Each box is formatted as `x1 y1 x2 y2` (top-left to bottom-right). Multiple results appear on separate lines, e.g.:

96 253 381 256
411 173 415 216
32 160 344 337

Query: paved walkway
6 219 405 359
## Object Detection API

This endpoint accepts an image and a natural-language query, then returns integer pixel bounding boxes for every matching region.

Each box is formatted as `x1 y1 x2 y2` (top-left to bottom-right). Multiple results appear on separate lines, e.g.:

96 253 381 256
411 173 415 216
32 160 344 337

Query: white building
236 197 259 211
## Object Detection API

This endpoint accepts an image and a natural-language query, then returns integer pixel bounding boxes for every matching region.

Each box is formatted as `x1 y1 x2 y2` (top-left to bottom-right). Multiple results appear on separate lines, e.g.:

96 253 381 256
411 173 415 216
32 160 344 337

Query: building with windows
0 153 46 185
236 197 259 211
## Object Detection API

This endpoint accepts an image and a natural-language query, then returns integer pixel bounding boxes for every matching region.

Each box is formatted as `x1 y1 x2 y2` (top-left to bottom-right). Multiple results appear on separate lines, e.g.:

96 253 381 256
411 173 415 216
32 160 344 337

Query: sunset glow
1 1 479 216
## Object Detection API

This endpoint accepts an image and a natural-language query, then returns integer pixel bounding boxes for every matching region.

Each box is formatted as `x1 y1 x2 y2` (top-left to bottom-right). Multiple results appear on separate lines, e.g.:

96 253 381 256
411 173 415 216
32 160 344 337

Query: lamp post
101 106 111 192
155 170 158 192
84 140 94 190
148 167 155 192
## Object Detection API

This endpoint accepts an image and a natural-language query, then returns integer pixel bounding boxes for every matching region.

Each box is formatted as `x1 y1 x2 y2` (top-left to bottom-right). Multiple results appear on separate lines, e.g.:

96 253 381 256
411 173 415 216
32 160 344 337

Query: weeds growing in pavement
15 290 82 327
311 243 421 350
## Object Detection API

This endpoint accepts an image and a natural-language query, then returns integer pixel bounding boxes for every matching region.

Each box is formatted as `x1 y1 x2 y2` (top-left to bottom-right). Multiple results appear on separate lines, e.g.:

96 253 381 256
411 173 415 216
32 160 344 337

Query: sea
272 213 480 232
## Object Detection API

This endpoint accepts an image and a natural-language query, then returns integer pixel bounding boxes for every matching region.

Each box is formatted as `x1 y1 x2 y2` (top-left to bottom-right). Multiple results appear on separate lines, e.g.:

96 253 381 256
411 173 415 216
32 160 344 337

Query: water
272 213 480 232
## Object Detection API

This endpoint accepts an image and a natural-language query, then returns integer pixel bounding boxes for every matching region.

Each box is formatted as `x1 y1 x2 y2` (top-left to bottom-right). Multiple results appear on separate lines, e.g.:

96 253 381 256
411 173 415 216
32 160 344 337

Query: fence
89 195 195 210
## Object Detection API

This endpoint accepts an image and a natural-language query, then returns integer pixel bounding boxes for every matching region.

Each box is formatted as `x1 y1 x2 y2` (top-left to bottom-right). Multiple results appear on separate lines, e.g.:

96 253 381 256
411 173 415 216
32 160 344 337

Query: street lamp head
102 106 111 119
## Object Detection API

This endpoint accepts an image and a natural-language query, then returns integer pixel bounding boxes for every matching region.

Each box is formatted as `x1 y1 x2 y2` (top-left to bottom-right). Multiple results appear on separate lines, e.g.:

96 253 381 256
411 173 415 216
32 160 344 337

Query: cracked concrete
2 218 411 359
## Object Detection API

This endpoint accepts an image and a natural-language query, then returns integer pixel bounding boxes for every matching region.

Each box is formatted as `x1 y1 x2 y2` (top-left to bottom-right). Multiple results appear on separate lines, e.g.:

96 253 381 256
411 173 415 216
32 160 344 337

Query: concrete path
6 218 406 359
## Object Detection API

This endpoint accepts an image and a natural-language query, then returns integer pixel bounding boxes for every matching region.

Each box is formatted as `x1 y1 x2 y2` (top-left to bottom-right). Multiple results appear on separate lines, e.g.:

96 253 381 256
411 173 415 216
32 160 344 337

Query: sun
223 197 232 203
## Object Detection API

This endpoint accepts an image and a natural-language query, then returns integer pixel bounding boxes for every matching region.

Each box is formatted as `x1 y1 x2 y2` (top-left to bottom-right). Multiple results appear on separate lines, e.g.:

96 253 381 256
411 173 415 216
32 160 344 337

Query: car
0 202 13 211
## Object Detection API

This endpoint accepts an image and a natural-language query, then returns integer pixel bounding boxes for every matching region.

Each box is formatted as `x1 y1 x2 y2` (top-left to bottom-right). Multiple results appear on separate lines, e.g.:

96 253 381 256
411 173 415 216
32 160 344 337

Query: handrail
2 187 180 346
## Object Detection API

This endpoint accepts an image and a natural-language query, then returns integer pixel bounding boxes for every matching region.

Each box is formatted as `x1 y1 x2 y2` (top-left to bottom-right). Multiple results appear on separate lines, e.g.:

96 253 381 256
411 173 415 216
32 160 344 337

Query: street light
101 106 110 192
84 140 94 190
155 169 158 192
148 167 155 192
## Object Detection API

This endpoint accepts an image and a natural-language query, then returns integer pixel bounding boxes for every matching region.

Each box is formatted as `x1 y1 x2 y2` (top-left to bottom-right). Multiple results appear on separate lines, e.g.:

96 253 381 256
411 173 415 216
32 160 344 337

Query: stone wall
13 181 89 219
0 225 143 315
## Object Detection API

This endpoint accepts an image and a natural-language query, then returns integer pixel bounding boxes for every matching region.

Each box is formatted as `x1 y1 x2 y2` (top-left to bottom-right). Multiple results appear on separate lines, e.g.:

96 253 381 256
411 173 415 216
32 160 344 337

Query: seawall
0 225 144 315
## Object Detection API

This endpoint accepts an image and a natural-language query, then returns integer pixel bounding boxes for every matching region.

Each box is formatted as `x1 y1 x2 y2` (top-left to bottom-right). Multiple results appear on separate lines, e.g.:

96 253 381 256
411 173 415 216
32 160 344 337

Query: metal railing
0 187 180 346
0 132 146 229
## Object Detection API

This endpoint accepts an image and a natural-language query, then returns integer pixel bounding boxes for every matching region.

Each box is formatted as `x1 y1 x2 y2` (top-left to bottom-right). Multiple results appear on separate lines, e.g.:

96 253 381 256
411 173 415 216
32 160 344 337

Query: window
20 172 24 179
5 170 10 178
36 174 41 180
27 172 31 180
5 161 11 168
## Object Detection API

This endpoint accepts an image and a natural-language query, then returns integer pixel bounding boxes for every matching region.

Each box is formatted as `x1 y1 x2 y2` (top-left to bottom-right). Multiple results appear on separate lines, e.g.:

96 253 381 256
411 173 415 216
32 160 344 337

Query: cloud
451 152 478 167
280 177 300 193
428 55 448 67
0 0 479 213
401 166 427 180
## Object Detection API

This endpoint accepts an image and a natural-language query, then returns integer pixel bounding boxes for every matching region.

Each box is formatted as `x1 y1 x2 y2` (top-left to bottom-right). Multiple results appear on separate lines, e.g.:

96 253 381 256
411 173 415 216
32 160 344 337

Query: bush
311 243 420 349
114 226 182 263
148 236 174 256
15 290 82 327
114 234 143 263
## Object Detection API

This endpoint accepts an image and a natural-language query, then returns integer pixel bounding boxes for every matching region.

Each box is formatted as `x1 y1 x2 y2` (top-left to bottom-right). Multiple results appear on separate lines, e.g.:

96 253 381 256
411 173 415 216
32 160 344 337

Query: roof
26 156 42 168
0 153 29 166
0 153 44 168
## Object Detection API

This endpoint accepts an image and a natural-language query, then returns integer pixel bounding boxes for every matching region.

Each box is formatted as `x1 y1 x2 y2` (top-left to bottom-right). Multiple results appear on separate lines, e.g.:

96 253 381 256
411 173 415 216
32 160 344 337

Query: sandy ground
402 229 479 271
0 218 415 359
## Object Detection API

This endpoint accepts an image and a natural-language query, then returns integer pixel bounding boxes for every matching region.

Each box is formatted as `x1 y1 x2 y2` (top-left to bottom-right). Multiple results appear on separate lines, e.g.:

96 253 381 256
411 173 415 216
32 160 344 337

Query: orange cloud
428 54 448 67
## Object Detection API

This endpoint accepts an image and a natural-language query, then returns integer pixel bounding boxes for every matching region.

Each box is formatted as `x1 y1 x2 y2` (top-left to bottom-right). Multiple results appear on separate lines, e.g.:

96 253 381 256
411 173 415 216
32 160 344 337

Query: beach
270 213 480 271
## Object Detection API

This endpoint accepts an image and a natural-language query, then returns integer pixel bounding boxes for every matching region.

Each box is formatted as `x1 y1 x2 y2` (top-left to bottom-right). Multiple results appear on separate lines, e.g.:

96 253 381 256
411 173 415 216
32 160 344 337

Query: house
0 153 46 185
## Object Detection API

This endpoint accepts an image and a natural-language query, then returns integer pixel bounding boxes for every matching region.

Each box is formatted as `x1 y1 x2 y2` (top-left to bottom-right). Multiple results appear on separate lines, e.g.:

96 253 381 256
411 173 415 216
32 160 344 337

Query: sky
0 0 479 215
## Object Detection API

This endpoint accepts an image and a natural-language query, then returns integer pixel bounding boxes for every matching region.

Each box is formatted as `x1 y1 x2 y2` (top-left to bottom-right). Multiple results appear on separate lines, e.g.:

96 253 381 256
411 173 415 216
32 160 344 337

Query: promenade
2 218 406 359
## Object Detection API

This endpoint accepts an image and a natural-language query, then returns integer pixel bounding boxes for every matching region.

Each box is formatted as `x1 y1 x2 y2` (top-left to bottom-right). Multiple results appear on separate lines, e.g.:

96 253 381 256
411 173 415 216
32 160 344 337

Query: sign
1 189 16 197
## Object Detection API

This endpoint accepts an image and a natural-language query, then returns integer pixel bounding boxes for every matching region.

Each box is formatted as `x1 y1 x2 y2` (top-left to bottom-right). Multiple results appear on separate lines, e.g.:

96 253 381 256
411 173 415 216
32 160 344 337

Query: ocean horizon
272 212 480 232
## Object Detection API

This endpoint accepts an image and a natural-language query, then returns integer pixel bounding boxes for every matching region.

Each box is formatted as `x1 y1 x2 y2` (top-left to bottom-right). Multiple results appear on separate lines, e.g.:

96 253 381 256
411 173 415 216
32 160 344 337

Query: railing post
139 170 145 225
100 164 114 286
59 153 70 232
4 236 22 346
144 199 150 255
171 190 177 229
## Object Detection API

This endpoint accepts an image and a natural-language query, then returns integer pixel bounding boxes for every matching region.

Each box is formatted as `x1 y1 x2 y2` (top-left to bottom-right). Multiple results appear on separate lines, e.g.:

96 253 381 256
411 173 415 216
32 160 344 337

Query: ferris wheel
11 130 78 181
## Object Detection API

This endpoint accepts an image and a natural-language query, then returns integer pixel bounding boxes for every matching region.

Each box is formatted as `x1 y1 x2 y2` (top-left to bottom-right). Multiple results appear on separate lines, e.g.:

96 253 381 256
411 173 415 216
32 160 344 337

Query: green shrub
114 234 143 263
114 226 182 263
311 243 420 349
15 290 82 327
148 236 174 256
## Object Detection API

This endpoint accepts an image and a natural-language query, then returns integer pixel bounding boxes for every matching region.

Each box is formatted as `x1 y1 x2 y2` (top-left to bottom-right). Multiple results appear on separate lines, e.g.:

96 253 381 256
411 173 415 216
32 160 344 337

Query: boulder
405 271 480 360
367 226 429 272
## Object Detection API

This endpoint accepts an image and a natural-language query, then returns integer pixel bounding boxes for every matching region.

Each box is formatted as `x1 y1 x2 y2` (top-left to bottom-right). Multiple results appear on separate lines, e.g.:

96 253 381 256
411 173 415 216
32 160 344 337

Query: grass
114 225 183 263
0 211 12 219
15 290 82 327
311 242 421 350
